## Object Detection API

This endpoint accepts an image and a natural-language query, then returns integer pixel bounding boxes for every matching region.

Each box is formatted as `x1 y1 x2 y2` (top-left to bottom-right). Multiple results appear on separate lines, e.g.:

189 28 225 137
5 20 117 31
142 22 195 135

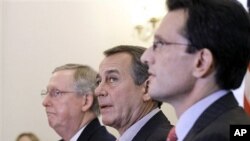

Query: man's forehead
100 55 131 69
97 67 120 78
101 68 119 74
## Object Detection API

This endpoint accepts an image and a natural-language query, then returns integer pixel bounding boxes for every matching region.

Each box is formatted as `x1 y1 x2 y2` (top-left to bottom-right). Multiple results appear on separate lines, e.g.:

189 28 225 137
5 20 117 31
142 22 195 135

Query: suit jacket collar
132 110 172 141
77 118 101 141
59 118 101 141
183 92 238 140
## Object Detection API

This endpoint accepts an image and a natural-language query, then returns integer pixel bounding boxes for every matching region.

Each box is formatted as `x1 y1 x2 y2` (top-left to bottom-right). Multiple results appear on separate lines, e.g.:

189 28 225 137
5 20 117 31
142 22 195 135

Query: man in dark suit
141 0 250 140
95 45 173 141
42 64 115 141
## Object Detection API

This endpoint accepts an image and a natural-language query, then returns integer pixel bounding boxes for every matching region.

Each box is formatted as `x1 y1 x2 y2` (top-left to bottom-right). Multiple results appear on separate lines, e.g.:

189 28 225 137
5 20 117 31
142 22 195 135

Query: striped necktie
166 127 177 141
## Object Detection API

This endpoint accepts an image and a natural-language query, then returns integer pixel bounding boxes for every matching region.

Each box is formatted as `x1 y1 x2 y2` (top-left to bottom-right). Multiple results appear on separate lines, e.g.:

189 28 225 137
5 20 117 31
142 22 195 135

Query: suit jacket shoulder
184 92 250 141
132 110 173 141
77 118 116 141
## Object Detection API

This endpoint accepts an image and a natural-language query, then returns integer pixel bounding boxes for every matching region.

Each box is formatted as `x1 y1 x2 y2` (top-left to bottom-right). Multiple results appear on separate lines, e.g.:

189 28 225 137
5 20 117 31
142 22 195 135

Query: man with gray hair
42 64 115 141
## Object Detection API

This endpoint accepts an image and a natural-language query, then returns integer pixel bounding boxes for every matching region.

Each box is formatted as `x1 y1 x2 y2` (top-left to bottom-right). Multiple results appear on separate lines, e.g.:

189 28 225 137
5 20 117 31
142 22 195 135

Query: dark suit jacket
132 110 173 141
184 92 250 141
60 118 116 141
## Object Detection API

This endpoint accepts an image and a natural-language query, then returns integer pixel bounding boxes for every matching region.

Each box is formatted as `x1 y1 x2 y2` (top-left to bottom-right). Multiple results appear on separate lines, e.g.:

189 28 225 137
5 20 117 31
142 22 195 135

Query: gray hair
53 63 100 115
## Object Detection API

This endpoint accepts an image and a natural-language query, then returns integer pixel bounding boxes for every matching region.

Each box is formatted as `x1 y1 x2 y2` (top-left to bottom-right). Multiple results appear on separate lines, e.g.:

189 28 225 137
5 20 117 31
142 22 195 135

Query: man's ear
193 48 214 78
81 93 94 112
142 80 151 101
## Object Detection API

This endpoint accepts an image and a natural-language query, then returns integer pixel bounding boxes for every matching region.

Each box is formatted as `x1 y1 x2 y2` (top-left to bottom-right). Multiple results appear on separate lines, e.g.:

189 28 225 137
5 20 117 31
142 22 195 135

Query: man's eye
153 40 165 50
54 90 62 96
108 77 117 83
96 79 101 86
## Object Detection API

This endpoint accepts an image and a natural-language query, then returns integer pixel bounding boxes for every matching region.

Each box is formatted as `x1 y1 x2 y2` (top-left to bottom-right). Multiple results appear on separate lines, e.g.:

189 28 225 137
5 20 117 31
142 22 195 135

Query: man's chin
102 118 115 127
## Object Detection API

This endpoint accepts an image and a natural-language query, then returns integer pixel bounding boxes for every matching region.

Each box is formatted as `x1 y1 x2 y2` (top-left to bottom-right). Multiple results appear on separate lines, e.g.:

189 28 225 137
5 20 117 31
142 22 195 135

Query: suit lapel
184 92 238 141
77 118 101 141
132 111 172 141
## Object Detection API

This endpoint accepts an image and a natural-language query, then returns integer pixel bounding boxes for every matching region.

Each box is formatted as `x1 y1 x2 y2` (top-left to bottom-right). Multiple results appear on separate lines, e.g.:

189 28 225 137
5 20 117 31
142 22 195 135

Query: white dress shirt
70 125 87 141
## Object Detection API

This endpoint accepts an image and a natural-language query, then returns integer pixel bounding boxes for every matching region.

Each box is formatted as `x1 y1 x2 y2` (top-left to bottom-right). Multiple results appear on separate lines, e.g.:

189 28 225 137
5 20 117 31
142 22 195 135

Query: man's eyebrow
154 34 166 42
96 69 119 79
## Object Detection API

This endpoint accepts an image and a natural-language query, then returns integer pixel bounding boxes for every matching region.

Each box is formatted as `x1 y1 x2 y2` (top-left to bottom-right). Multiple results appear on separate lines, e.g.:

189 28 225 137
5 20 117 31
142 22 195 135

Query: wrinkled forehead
98 53 133 77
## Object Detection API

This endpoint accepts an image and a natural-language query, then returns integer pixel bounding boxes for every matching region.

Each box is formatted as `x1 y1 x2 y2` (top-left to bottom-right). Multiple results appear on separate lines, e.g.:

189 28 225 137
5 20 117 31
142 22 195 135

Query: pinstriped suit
184 92 250 141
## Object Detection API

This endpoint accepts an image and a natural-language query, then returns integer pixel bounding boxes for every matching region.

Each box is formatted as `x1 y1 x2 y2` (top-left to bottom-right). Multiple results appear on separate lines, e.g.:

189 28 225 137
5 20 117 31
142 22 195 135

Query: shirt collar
70 124 87 141
176 90 228 141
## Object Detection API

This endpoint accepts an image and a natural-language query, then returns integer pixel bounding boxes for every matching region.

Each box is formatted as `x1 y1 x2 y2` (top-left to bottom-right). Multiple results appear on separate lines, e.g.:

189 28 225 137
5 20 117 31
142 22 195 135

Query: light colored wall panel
2 0 248 141
0 0 3 139
2 0 175 141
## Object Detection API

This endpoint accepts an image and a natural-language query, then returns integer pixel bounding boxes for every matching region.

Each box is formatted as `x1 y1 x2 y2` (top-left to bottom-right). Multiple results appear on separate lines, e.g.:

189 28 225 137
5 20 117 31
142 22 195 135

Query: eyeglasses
152 38 191 51
41 89 76 98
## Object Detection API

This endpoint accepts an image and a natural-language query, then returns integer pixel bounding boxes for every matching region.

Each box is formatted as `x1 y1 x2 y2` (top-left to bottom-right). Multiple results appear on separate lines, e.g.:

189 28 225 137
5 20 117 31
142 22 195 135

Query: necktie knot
167 127 177 141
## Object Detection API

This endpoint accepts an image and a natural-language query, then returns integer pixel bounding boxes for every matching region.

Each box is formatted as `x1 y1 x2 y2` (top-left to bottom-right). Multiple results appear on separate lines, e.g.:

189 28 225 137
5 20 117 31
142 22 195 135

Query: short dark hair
104 45 162 108
167 0 250 89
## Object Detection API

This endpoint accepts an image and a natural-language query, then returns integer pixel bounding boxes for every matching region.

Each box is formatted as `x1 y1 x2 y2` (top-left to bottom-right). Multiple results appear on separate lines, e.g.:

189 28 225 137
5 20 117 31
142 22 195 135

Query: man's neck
58 112 97 141
117 103 157 134
171 82 220 118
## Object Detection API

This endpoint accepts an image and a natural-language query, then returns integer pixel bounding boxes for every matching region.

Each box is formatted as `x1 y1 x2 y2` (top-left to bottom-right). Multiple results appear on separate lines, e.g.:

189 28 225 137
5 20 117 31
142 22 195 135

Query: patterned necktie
166 127 177 141
244 94 250 116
